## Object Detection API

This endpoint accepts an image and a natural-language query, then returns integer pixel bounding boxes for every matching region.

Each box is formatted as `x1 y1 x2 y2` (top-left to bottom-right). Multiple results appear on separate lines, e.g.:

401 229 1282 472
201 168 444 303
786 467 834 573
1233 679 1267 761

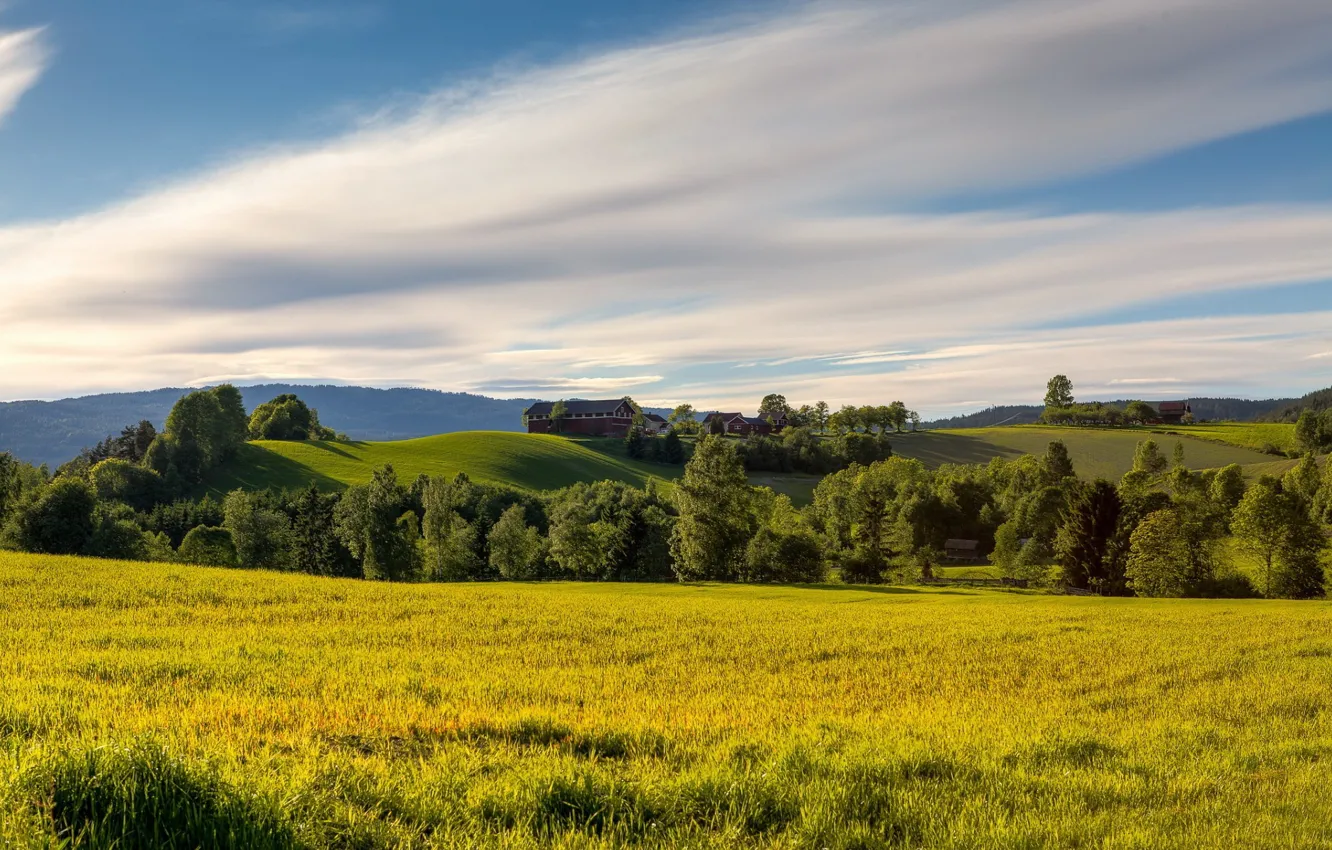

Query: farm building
943 539 981 562
703 412 788 436
641 413 669 435
524 398 636 437
1155 401 1192 425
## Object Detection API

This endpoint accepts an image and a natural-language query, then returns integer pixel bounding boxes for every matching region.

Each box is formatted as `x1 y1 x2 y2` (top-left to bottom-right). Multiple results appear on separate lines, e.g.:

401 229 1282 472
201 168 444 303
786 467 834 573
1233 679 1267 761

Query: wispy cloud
2 1 1332 409
0 27 47 127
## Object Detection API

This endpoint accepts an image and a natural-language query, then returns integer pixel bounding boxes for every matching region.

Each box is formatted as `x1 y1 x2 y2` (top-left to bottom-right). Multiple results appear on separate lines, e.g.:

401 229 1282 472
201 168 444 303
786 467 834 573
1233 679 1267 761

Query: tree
885 401 909 433
1124 400 1156 424
1044 375 1074 409
1209 464 1247 516
7 479 97 555
223 490 293 570
668 404 697 434
488 504 544 579
1055 480 1123 593
908 411 921 432
420 476 484 581
334 465 420 580
89 458 162 512
1041 440 1075 484
670 436 755 581
248 394 334 441
1295 410 1326 453
178 526 237 567
162 385 249 470
288 485 358 577
549 400 569 434
1132 439 1168 476
814 402 830 433
1283 454 1322 505
1232 481 1295 597
662 431 685 464
758 394 790 420
1125 509 1215 597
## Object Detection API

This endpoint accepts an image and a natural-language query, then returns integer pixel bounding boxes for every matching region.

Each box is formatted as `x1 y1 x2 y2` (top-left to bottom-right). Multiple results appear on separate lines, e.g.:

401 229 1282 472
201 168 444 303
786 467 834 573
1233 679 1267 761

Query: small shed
943 539 980 562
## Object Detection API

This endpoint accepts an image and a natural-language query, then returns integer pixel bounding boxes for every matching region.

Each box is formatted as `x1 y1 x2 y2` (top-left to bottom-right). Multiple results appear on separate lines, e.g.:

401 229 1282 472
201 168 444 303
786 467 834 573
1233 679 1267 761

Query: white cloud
2 0 1332 411
0 27 47 127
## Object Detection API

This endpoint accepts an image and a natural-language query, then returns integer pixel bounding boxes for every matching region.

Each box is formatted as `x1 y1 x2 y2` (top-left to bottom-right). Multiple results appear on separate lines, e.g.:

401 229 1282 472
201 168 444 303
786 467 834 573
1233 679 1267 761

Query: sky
1 0 1331 417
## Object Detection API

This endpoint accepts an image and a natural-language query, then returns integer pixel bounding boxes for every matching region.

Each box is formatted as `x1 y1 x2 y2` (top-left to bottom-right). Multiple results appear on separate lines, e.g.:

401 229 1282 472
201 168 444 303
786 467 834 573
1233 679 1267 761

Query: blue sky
1 0 1331 415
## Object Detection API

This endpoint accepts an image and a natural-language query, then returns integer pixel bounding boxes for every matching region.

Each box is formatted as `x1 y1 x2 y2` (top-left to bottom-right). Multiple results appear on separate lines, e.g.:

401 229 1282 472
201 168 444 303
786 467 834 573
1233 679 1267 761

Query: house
641 413 669 435
1155 401 1192 425
943 539 981 562
523 398 636 437
702 412 788 437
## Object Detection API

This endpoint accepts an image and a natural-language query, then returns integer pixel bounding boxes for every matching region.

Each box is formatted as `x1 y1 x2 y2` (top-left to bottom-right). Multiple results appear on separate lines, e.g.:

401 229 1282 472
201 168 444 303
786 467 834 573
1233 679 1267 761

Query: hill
0 384 538 467
4 552 1332 847
205 432 823 505
891 424 1293 478
922 397 1295 430
1264 385 1332 422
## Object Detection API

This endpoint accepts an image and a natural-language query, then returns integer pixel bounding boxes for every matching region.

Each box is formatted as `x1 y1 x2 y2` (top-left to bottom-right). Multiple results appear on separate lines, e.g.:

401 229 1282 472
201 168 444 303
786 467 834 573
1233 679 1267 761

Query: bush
178 526 237 567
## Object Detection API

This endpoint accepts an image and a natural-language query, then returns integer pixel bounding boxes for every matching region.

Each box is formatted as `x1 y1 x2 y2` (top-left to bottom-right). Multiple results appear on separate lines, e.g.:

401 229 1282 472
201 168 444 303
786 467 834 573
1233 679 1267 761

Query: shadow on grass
799 583 976 596
201 444 346 496
302 440 365 460
892 432 1023 468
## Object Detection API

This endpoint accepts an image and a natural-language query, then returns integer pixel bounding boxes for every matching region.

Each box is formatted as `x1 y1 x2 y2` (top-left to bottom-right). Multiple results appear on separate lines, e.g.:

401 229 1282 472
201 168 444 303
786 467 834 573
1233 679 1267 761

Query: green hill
894 425 1293 479
206 432 679 494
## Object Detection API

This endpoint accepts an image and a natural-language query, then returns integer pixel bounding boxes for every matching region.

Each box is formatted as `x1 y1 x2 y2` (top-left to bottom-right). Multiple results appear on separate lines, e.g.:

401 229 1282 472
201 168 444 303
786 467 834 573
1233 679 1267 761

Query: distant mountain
0 385 536 467
923 397 1297 431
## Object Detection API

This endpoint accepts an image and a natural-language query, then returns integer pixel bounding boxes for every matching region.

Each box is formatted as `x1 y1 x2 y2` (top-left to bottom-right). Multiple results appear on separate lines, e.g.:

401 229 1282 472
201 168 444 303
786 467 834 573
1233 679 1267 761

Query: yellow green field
898 424 1295 479
4 554 1332 848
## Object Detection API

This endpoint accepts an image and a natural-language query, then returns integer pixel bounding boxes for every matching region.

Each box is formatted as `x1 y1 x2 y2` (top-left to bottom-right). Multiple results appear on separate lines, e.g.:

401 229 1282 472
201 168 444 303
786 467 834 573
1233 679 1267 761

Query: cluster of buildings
522 398 789 438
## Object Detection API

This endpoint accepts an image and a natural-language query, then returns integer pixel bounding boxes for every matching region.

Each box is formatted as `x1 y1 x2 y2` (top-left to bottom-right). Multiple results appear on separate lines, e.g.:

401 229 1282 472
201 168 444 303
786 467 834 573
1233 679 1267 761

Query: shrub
178 526 237 567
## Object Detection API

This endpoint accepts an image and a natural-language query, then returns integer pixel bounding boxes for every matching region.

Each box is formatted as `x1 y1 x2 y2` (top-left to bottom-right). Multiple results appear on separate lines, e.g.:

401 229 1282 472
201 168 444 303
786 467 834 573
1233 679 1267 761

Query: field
4 555 1332 847
895 425 1293 479
204 433 821 505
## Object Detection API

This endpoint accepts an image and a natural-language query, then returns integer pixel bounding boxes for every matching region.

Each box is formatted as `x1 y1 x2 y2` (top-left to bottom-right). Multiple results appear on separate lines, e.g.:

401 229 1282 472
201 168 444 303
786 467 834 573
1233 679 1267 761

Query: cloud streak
0 27 46 127
2 1 1332 411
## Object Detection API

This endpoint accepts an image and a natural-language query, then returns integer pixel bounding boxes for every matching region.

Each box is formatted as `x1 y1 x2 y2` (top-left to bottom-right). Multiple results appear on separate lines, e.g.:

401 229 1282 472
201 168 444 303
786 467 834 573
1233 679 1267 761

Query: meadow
3 554 1332 848
203 432 823 505
893 425 1293 479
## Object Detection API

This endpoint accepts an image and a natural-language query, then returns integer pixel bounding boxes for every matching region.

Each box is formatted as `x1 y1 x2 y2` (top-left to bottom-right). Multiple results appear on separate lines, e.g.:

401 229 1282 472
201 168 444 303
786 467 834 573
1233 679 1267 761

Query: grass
4 554 1332 847
205 432 822 505
896 424 1290 479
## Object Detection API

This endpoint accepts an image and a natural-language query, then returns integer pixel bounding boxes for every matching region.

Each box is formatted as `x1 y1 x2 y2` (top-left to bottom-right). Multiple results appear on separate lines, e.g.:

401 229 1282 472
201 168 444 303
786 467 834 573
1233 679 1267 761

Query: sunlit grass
3 553 1332 847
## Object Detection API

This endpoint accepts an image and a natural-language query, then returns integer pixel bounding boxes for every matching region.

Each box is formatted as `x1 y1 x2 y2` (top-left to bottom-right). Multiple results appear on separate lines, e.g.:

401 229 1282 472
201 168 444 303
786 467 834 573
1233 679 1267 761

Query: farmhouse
703 412 788 436
943 539 981 562
524 398 636 437
641 413 669 435
1155 401 1192 425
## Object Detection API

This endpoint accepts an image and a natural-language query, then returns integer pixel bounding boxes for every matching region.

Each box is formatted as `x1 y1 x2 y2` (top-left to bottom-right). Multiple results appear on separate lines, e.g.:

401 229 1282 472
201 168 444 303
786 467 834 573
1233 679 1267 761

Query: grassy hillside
4 553 1332 847
896 425 1291 479
206 432 822 504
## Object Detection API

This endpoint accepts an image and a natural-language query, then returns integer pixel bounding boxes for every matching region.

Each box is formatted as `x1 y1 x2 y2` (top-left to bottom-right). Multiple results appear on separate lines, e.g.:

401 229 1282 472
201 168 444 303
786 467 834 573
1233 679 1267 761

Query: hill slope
206 432 678 494
892 425 1291 478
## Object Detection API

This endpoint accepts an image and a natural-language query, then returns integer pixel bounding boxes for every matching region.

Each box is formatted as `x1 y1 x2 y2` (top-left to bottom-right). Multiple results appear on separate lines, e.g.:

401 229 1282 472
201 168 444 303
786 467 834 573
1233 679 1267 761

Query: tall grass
2 553 1332 847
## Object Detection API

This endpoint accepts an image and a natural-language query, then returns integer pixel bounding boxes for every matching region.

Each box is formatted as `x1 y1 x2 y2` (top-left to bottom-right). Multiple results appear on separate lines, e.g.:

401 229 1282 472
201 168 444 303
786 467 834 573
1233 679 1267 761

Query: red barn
1155 401 1192 425
524 398 636 437
702 412 787 436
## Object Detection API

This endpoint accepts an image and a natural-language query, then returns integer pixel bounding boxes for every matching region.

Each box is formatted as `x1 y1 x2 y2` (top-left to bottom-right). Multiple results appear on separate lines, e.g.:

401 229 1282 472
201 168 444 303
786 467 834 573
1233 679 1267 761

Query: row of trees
1041 375 1194 427
1295 408 1332 454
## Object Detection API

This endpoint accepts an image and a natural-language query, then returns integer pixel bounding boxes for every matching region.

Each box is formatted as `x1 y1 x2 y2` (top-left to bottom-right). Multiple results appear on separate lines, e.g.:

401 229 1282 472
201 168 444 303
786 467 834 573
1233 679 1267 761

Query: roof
524 398 632 417
944 539 980 550
642 413 668 423
703 412 741 421
1156 401 1190 413
740 417 772 426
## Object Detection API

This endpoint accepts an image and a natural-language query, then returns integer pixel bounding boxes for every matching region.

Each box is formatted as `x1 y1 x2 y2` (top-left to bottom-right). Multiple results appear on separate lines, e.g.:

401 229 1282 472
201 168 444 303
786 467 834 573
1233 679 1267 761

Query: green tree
668 404 697 434
885 401 909 433
178 526 237 567
1232 480 1296 597
662 431 685 464
1283 454 1322 505
1124 400 1156 424
7 479 97 555
1295 410 1325 453
1125 508 1216 597
670 436 755 581
223 490 293 570
758 394 790 420
248 394 334 441
1132 439 1168 476
89 458 162 513
814 401 830 433
1209 464 1247 516
488 504 544 579
1041 440 1075 484
1044 375 1075 409
549 400 569 434
335 465 420 580
288 485 358 577
1055 480 1123 593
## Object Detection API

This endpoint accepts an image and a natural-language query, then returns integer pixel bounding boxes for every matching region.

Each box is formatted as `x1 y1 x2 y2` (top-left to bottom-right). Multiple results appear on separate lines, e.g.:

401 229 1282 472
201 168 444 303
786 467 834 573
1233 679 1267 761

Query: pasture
204 432 822 505
895 425 1292 479
3 554 1332 848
